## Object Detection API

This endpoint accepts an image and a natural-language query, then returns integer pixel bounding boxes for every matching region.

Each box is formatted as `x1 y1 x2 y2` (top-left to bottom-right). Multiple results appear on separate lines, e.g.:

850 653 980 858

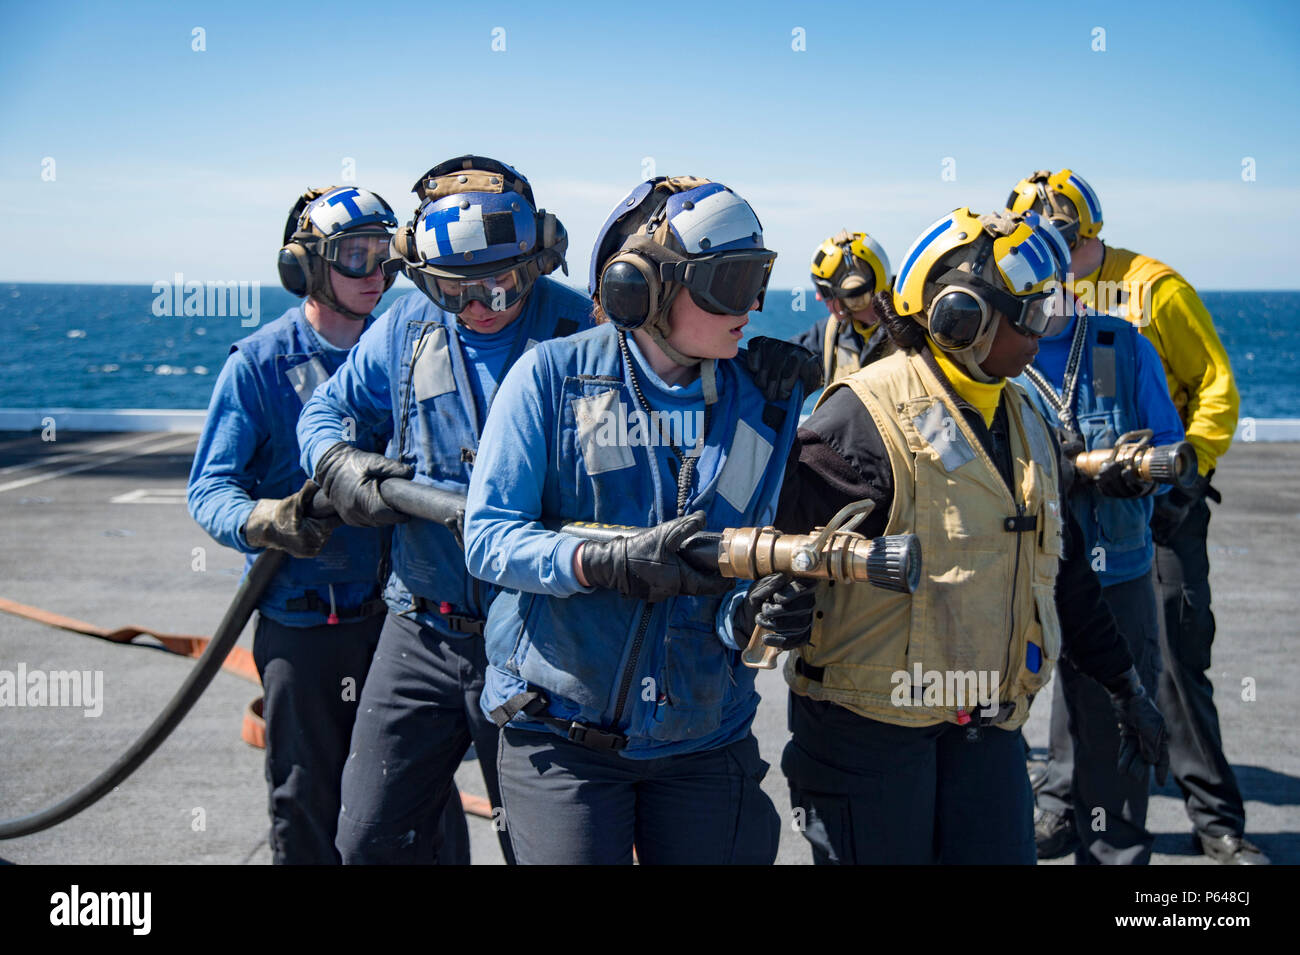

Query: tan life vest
784 349 1065 731
822 314 893 385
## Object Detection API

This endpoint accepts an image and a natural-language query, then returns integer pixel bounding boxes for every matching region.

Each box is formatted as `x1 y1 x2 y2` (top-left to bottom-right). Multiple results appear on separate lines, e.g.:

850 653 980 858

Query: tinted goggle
318 231 394 278
1047 215 1080 249
660 249 776 316
813 273 876 311
406 263 535 315
929 273 1064 352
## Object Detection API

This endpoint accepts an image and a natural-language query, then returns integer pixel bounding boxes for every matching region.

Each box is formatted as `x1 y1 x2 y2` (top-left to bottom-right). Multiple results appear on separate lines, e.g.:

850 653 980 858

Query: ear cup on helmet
928 289 988 351
599 254 660 330
278 243 313 297
533 211 568 276
394 222 420 261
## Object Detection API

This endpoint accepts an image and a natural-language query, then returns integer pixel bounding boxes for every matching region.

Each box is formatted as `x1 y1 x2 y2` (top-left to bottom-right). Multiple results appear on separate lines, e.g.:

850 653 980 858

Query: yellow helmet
1006 168 1103 248
811 230 891 310
892 208 1070 358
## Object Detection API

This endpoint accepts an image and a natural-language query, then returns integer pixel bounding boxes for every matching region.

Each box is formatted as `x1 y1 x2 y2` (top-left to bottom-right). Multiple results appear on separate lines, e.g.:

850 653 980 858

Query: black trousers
1154 496 1247 837
1037 572 1162 864
335 611 511 864
784 693 1036 865
496 727 779 865
253 613 468 865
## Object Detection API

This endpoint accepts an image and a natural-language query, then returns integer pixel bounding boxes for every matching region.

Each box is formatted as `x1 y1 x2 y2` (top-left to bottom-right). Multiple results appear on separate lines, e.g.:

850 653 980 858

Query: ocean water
1 283 1297 418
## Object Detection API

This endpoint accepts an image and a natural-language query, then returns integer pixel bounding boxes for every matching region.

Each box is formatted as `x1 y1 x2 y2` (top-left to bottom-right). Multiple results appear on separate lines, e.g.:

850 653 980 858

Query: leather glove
579 511 730 603
1056 428 1085 496
1105 667 1170 786
1151 474 1208 546
243 480 339 558
1094 457 1155 498
744 337 823 402
734 573 817 651
313 442 415 527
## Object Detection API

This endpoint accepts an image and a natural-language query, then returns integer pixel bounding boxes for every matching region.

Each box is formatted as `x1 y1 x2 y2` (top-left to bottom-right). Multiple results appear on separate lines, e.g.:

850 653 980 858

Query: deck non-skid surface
1 431 1296 864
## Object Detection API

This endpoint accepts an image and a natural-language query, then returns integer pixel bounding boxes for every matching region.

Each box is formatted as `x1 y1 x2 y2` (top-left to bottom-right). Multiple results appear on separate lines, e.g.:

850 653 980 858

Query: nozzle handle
742 626 782 670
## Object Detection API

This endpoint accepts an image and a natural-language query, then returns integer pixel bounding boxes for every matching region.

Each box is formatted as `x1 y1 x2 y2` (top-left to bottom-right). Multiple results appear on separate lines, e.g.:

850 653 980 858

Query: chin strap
308 261 372 322
642 323 718 405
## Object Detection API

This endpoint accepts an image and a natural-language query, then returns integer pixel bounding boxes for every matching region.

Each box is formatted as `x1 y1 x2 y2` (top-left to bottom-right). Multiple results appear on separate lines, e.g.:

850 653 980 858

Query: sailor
1008 170 1264 864
463 176 819 864
791 230 895 385
774 208 1169 864
188 185 467 864
1006 185 1186 863
296 156 593 864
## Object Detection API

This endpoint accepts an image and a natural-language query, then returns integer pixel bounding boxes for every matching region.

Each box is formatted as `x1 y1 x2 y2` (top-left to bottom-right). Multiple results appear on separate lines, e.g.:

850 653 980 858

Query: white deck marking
0 432 169 478
0 434 194 494
110 487 189 504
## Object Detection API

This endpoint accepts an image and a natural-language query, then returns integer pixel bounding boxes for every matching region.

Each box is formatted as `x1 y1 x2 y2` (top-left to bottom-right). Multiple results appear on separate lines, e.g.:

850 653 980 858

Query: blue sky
2 0 1298 289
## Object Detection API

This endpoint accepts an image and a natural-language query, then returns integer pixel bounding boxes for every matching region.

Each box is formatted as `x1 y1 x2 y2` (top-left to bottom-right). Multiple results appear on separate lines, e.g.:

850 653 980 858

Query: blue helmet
277 185 398 318
589 177 773 332
392 156 567 314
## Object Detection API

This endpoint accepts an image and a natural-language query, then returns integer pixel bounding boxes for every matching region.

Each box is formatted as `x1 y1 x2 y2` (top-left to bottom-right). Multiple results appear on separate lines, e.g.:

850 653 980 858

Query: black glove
1056 428 1085 496
1105 667 1170 786
734 573 817 651
243 480 339 558
579 511 730 603
1094 457 1155 498
744 337 823 402
313 442 415 527
1151 474 1208 546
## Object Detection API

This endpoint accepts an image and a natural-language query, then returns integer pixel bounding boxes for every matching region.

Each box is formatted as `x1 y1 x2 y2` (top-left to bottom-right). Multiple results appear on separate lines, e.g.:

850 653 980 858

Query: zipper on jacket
612 604 654 727
1003 502 1024 684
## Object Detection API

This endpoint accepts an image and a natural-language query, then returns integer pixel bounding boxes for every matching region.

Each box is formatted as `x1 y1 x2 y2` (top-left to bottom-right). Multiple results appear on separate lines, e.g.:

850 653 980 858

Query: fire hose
0 481 919 839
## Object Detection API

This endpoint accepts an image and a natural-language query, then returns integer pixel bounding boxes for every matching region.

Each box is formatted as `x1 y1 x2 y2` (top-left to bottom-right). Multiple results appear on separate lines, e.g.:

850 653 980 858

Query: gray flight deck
1 429 1296 865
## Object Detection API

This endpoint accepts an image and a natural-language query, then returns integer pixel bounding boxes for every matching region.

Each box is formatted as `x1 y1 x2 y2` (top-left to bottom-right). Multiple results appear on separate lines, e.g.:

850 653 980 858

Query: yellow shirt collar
927 339 1005 428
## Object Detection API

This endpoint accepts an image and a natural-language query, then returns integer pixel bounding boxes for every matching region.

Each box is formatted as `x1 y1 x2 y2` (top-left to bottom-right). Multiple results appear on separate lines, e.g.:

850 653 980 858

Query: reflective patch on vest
572 389 635 475
285 357 328 405
717 420 773 512
525 338 540 352
1092 346 1116 398
1020 403 1056 471
412 326 456 402
912 400 974 473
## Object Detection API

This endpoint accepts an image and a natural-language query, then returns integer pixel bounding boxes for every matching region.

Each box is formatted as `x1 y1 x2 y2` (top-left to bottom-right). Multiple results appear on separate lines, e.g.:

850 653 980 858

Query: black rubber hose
0 548 286 839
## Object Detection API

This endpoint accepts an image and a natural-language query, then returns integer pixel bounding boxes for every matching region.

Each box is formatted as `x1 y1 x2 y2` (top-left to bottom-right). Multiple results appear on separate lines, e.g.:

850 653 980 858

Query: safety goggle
318 231 394 279
406 263 535 315
659 249 776 316
813 275 876 312
929 273 1064 352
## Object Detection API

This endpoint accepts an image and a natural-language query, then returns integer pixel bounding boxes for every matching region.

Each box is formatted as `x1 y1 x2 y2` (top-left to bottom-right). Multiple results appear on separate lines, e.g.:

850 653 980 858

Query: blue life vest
481 323 804 757
229 308 389 624
1016 312 1156 586
381 278 594 626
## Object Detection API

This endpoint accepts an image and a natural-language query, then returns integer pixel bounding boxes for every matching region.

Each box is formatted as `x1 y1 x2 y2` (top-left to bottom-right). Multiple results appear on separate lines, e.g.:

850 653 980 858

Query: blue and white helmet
392 156 567 314
299 186 397 239
278 185 398 315
589 178 766 296
397 155 566 279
